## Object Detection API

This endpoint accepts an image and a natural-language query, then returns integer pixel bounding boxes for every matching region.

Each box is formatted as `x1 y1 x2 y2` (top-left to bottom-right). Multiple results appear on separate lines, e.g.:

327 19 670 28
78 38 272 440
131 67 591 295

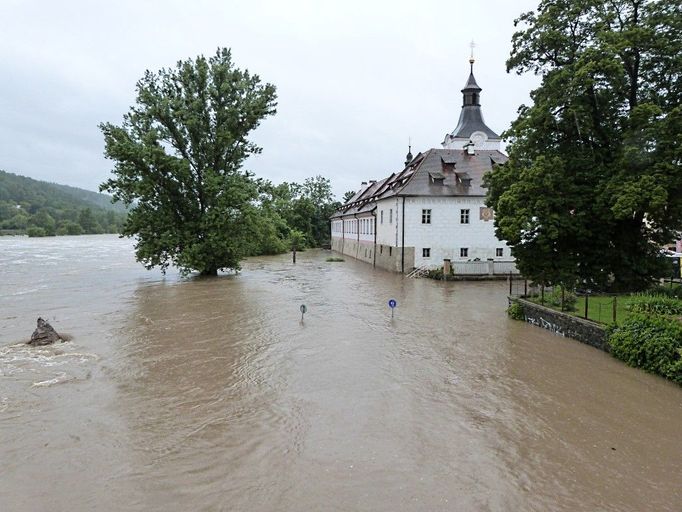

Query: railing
452 260 519 276
406 265 431 278
510 279 622 324
407 260 520 278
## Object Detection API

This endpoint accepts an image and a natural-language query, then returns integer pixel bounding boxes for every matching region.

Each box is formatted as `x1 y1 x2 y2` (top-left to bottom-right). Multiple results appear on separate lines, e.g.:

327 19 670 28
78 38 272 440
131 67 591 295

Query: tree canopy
100 48 277 275
485 0 682 290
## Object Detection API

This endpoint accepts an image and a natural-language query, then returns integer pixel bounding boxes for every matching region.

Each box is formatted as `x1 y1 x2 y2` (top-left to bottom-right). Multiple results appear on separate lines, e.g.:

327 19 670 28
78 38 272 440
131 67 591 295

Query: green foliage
26 226 48 237
326 257 345 262
288 229 307 251
426 267 445 279
56 221 84 236
547 285 578 311
607 314 682 383
260 176 340 249
486 0 682 291
342 190 356 203
627 295 682 316
507 302 526 321
426 265 455 280
0 170 126 235
645 284 682 299
100 48 277 275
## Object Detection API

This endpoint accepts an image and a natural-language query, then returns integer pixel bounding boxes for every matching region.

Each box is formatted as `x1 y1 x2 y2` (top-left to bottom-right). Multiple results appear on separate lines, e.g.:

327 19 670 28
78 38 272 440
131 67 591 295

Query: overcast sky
1 0 541 199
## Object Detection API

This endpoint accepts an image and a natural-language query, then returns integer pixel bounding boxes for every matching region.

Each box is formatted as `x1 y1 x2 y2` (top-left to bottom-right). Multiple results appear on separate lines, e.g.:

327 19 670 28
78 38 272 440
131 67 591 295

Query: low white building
331 59 513 274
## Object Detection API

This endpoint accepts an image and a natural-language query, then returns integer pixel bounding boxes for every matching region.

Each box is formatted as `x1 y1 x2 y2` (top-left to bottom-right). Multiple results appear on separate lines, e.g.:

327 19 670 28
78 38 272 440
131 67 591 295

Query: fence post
509 271 512 295
613 296 617 324
524 280 528 297
561 287 565 311
541 284 545 305
584 293 589 319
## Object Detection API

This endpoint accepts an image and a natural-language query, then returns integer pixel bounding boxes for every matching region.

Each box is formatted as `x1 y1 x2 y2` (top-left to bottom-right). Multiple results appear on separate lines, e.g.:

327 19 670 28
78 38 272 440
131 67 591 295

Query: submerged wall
331 237 414 273
512 298 609 352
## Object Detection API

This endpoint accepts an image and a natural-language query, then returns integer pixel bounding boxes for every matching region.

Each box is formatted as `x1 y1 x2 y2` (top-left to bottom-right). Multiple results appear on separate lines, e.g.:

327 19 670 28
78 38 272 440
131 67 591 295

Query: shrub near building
607 296 682 384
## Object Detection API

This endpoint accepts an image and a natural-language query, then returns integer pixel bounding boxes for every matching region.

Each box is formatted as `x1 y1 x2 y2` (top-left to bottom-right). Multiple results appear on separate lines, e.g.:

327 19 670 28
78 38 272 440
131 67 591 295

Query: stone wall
512 298 609 352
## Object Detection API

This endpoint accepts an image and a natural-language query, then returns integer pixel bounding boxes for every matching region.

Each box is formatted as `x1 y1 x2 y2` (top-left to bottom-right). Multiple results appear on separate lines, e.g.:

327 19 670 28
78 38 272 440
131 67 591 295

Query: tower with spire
442 46 501 151
330 42 511 274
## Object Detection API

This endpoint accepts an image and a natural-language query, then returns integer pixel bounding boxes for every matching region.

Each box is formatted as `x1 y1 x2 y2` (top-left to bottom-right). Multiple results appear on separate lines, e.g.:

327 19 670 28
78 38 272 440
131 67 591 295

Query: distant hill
0 170 127 236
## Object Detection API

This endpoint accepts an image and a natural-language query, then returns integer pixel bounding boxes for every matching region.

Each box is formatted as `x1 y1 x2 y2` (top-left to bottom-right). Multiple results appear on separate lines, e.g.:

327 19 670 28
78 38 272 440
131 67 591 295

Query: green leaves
100 48 277 275
488 0 682 291
608 313 682 383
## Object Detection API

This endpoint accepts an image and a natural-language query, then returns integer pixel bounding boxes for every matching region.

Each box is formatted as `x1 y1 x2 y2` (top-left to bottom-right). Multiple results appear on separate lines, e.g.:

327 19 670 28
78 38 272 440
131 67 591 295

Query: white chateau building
331 59 512 273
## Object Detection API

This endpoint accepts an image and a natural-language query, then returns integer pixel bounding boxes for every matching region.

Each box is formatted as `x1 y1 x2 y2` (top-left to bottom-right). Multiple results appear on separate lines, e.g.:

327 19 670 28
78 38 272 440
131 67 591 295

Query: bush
607 314 682 383
645 284 682 299
547 285 577 311
26 226 47 237
426 267 445 279
507 302 525 321
326 257 344 262
627 295 682 316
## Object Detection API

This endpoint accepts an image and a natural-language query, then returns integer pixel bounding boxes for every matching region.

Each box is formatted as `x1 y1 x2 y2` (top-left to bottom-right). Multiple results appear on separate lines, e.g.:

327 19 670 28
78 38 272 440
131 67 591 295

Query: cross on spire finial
469 40 476 71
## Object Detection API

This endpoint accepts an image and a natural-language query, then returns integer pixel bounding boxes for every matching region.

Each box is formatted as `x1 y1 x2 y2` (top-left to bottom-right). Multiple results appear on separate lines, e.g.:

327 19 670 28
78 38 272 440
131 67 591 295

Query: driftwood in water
28 317 63 346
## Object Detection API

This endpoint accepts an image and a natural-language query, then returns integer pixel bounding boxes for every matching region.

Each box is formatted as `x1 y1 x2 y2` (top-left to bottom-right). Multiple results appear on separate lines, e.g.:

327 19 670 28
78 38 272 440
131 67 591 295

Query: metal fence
509 277 621 324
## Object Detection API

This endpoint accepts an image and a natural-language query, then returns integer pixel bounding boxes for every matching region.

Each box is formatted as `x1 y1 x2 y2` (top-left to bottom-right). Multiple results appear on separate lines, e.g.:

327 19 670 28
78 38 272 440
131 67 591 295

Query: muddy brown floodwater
1 235 680 511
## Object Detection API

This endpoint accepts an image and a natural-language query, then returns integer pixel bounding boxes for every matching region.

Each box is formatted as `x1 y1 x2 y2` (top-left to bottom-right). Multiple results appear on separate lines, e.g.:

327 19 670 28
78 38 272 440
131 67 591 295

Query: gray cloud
0 0 540 199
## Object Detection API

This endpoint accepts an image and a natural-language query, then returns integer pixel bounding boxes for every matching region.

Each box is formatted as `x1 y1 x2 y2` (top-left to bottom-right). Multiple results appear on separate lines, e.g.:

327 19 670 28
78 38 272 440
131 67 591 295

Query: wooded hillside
0 170 127 236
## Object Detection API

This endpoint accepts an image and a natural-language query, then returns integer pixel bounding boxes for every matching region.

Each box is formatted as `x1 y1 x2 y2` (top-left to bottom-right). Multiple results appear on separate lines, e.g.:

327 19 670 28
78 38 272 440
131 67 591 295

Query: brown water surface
1 235 680 511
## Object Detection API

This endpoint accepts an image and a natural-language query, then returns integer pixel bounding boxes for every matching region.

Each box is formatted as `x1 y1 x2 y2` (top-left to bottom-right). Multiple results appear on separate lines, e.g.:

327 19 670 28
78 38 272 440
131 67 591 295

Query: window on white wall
496 248 503 257
390 209 393 224
421 209 431 224
460 247 468 257
460 209 470 224
423 248 431 257
381 210 384 224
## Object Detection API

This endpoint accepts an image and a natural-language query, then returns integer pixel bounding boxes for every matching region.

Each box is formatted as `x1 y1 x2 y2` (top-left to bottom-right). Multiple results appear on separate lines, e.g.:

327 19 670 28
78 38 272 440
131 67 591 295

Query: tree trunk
201 268 218 276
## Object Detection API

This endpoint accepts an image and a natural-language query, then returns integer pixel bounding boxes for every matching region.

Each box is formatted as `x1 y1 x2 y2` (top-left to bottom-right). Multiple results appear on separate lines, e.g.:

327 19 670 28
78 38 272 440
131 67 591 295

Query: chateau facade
331 59 512 273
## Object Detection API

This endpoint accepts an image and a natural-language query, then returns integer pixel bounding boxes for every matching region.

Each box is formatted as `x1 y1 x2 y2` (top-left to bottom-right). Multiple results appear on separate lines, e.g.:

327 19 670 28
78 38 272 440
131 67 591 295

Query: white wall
331 216 374 243
403 196 511 268
375 197 401 246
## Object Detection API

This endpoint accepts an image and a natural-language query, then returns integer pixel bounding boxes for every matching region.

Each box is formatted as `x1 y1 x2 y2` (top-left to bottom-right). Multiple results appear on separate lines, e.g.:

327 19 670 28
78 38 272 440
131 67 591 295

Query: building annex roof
332 149 507 218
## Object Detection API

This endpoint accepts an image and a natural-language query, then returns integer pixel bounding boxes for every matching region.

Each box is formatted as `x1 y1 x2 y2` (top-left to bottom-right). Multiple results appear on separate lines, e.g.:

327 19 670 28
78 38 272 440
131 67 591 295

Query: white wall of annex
375 198 401 246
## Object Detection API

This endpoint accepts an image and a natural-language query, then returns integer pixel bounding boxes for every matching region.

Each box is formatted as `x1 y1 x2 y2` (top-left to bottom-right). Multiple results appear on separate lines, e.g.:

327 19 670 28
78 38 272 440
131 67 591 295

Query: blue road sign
300 304 307 314
388 299 397 308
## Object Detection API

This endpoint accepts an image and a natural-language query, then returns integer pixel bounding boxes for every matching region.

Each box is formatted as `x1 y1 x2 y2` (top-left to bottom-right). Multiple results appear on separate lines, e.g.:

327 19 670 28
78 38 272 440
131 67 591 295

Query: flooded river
1 235 680 511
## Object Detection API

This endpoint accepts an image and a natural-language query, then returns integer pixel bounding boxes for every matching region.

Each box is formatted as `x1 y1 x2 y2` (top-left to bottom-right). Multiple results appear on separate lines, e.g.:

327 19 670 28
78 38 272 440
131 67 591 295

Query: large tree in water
485 0 682 290
100 48 277 275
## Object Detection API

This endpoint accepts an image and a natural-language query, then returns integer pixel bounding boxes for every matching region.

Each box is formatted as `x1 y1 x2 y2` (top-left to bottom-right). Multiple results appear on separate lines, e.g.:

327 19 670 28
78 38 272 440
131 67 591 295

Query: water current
1 235 680 511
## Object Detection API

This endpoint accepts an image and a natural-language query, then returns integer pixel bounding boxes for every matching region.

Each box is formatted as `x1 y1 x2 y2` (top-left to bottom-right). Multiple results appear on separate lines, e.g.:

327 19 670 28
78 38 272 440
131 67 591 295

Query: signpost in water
388 299 397 318
300 304 307 321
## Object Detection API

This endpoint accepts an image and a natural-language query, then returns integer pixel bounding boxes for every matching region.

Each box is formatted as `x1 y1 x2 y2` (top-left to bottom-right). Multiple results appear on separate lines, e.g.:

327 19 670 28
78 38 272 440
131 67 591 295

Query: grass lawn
528 294 637 325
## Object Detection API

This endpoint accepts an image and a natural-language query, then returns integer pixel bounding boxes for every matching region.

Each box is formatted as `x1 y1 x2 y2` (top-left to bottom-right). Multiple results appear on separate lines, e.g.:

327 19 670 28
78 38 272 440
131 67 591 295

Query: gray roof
449 68 500 140
332 148 508 218
450 105 500 139
462 71 481 91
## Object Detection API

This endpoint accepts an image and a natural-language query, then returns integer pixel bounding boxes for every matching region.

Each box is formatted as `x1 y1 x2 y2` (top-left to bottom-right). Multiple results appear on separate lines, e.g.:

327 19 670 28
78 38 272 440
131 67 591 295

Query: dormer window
455 171 472 187
429 171 445 185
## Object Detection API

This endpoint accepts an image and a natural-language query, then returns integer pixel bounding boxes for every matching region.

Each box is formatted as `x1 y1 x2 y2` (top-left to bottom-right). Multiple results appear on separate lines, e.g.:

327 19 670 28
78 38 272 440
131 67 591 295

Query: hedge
607 314 682 384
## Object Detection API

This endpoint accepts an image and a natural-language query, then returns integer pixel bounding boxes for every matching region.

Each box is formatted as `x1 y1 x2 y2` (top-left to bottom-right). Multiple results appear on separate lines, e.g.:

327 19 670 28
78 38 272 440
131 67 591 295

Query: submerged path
1 236 680 511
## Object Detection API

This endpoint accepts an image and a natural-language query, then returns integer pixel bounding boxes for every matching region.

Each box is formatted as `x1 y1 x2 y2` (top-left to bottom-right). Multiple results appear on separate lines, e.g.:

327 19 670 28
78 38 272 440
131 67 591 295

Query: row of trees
0 204 124 236
486 0 681 291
